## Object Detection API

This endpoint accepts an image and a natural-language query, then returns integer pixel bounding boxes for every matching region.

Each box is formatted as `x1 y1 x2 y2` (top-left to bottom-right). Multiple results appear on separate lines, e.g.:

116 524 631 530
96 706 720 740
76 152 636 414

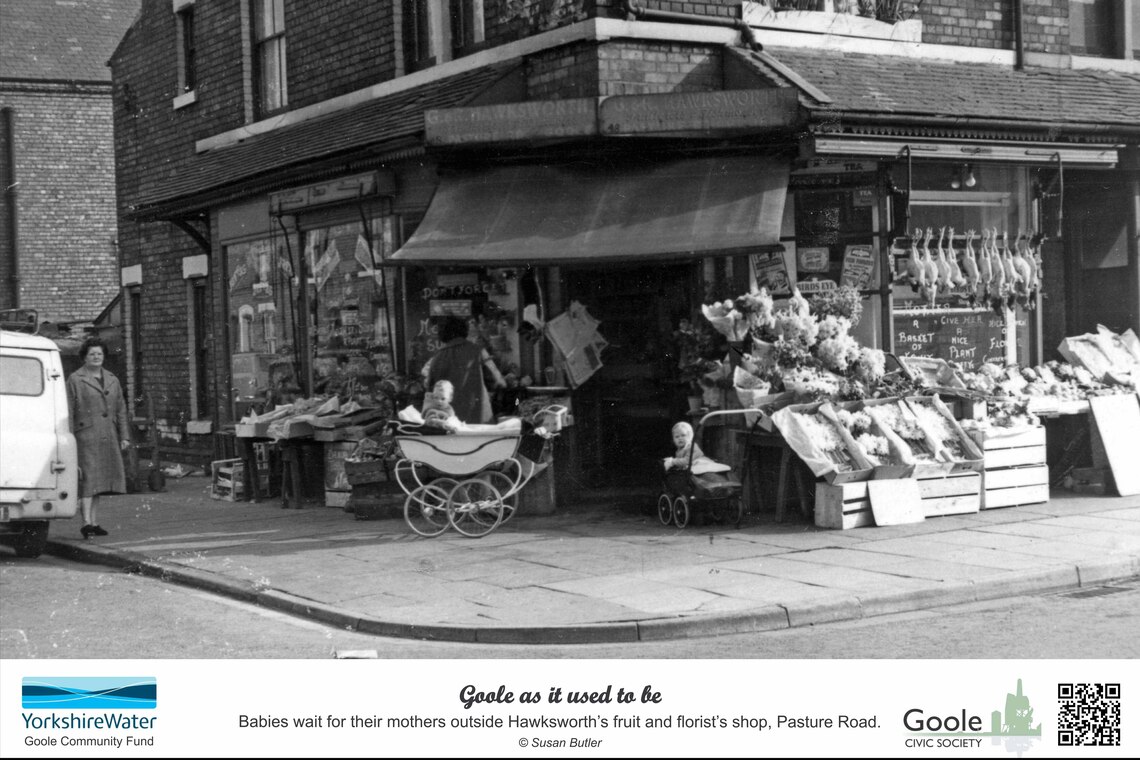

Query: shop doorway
563 263 698 490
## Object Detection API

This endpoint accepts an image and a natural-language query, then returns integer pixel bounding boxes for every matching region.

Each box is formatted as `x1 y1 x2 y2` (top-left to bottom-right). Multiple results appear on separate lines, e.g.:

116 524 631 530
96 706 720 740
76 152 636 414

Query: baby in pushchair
659 420 743 528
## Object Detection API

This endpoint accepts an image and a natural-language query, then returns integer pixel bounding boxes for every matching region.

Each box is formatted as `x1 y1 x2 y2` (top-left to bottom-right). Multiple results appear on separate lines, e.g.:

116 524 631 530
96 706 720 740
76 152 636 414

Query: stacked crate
969 426 1049 509
815 471 981 529
210 459 245 502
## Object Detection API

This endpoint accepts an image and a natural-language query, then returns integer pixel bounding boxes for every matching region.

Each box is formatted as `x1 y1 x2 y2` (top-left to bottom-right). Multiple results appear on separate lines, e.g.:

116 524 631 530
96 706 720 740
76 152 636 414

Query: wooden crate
210 459 245 502
968 426 1049 509
815 471 981 530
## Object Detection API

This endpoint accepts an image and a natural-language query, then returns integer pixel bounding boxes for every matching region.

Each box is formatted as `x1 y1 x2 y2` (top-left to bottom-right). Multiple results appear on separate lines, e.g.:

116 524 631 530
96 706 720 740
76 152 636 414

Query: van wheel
15 521 49 559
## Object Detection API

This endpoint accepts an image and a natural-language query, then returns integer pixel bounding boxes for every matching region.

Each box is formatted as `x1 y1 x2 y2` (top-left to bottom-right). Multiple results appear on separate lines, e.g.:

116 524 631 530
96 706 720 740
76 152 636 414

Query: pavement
37 473 1140 645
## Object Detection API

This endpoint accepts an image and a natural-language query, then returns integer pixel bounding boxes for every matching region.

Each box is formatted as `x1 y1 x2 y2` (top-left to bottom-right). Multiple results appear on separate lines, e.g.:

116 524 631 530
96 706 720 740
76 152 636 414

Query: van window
0 356 44 396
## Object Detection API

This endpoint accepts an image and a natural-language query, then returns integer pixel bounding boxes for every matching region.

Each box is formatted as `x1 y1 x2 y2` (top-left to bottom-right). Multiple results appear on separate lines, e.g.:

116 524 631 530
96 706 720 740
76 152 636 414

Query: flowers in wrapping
700 299 750 342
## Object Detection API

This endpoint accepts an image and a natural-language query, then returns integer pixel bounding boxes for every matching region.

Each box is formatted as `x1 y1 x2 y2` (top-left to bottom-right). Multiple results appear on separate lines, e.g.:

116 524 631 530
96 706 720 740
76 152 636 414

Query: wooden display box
968 426 1049 509
815 471 981 530
210 458 245 502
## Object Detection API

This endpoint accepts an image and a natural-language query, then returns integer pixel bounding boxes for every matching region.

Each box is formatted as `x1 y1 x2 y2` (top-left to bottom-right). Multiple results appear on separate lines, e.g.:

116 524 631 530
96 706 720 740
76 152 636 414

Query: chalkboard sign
893 308 1029 368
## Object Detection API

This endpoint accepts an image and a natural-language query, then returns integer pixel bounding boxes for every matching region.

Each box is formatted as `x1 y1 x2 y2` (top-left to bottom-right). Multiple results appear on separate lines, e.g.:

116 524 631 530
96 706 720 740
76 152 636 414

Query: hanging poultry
921 227 939 305
1006 231 1029 309
988 227 1007 315
945 227 967 290
961 229 980 307
904 229 926 293
935 226 953 295
976 228 994 304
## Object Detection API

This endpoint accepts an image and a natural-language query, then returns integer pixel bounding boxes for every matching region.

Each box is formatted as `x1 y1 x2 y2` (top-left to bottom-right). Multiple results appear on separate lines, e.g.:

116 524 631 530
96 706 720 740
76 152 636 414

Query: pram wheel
447 478 504 538
657 493 673 526
672 495 690 528
404 483 453 537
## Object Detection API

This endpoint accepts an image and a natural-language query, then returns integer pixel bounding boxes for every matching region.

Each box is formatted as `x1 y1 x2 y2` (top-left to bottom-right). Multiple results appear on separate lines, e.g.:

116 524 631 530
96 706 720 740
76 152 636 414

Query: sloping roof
131 61 522 217
0 0 139 82
733 46 1140 132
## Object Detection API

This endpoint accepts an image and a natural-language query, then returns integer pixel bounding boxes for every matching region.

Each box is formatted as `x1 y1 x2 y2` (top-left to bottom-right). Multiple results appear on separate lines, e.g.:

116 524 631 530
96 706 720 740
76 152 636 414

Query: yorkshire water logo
904 678 1041 755
22 677 156 710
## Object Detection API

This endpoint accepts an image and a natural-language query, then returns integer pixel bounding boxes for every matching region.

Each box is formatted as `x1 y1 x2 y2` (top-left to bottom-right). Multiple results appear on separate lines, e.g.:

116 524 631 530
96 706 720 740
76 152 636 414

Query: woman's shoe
81 524 96 539
90 525 109 537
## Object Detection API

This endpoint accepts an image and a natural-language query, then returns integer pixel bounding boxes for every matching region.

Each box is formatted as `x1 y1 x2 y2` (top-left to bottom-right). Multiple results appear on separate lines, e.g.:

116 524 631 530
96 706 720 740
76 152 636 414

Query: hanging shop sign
425 98 598 145
599 88 798 135
269 171 395 215
750 250 792 295
839 244 875 290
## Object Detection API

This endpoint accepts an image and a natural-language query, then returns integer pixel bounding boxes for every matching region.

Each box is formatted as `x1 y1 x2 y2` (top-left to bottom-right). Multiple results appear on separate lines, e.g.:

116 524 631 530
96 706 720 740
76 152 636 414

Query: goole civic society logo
904 678 1041 753
21 677 158 749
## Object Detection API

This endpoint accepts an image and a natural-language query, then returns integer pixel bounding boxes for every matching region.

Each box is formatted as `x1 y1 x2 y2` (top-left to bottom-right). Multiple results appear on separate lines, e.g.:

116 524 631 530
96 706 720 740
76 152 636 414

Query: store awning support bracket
169 216 211 254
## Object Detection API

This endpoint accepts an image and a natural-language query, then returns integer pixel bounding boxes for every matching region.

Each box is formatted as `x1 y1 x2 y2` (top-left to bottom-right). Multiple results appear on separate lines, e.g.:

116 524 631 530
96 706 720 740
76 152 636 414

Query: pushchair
657 409 749 529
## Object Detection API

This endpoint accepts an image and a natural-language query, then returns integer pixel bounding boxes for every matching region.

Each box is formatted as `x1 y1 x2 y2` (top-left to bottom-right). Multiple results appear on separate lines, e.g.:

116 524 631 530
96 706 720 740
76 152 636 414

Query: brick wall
598 41 723 96
921 0 1068 54
0 87 120 322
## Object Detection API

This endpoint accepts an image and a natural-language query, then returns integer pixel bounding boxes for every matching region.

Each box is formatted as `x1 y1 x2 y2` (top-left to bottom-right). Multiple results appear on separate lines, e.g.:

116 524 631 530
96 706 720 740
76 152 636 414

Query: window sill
173 90 197 110
742 3 922 43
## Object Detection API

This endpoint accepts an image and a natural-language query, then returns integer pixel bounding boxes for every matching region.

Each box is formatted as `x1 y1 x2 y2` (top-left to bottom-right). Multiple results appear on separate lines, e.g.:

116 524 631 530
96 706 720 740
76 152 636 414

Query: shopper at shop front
66 337 131 539
426 316 505 424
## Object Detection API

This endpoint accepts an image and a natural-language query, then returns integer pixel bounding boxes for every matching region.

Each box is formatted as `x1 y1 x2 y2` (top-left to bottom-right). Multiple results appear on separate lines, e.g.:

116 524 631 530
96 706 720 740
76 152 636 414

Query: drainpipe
2 107 19 307
622 0 763 51
1012 0 1025 70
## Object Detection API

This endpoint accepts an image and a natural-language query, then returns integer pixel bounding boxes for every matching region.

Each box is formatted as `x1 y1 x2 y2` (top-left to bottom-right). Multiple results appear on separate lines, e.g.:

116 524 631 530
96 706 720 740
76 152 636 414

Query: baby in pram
663 421 732 491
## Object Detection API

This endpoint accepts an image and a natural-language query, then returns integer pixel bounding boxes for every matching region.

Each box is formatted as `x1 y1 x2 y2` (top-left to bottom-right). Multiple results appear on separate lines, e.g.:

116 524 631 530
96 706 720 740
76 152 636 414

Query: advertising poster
840 244 876 290
798 246 830 273
749 250 792 295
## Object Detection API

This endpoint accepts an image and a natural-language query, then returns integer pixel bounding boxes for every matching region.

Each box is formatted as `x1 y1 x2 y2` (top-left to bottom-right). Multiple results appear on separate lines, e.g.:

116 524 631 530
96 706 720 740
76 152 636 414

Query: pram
657 409 750 529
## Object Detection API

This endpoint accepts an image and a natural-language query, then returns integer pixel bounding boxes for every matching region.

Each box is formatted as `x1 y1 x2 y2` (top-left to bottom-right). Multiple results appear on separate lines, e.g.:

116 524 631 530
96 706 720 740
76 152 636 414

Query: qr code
1058 683 1121 746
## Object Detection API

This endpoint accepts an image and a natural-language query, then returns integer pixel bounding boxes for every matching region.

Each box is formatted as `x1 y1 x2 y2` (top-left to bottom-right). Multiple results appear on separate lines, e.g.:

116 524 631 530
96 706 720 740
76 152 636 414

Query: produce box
815 471 981 529
344 458 391 486
325 489 351 509
860 398 954 478
349 481 404 520
904 396 984 473
209 458 245 502
771 402 873 485
829 400 915 481
235 421 270 438
967 425 1049 509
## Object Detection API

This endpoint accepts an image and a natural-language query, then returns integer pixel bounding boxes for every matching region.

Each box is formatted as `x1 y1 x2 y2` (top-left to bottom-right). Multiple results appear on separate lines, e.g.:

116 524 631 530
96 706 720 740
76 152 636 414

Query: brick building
0 0 139 326
109 1 1139 487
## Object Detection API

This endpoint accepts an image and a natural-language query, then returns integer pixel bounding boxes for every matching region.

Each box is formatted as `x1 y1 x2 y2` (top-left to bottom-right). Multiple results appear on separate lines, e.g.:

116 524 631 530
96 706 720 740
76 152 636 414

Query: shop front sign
600 88 798 135
424 98 598 145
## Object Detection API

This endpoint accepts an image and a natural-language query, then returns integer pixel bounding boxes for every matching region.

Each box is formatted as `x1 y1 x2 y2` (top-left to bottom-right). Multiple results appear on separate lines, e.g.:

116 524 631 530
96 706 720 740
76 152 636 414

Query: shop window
226 236 296 403
304 216 400 398
253 0 287 116
176 3 197 93
1070 0 1138 58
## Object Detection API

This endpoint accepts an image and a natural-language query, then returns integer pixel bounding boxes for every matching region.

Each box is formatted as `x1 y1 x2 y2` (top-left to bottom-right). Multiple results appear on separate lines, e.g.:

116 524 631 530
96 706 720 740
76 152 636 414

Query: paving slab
34 475 1140 644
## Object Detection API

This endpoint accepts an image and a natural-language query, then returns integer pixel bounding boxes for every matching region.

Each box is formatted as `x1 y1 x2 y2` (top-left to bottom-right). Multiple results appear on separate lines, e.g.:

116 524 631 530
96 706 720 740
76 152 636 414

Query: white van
0 329 79 557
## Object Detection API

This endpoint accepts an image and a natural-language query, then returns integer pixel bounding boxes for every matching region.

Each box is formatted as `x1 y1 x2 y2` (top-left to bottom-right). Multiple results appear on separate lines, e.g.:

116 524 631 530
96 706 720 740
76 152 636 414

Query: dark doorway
563 262 698 489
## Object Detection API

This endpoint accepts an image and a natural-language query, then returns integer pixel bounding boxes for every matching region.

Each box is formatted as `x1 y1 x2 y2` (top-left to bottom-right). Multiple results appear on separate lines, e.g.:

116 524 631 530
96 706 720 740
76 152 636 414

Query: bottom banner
1 659 1134 758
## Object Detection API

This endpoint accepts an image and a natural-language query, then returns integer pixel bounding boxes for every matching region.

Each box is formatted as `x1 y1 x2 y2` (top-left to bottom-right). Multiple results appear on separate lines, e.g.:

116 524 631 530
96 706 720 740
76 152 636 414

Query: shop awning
389 155 789 266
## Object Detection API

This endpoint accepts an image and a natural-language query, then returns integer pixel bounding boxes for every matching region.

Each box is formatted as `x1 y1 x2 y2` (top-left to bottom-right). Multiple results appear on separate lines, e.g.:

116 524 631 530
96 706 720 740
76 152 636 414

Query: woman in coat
426 316 505 424
66 337 131 539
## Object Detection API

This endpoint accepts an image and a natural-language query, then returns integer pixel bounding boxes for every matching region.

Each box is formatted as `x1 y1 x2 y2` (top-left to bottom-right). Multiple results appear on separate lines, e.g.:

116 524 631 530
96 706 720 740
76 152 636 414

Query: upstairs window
450 0 484 58
1070 0 1139 59
253 0 288 115
177 4 197 92
402 0 483 73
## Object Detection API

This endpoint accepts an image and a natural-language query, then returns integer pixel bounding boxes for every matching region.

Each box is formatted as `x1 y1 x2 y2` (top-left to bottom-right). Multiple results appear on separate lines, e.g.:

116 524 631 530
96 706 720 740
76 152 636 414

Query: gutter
3 107 19 307
812 109 1140 139
622 0 762 50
